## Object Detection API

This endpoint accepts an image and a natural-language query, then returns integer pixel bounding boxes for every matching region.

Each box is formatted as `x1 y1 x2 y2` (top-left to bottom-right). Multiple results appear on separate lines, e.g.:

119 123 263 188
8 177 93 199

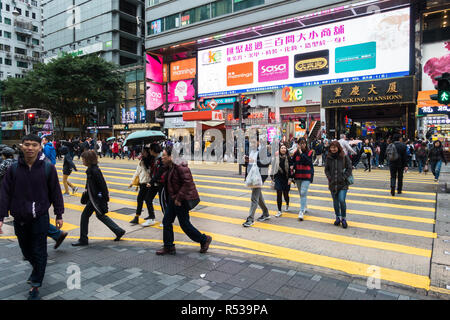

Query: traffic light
300 119 306 129
124 123 129 130
89 111 97 125
233 101 240 119
432 73 450 105
242 97 251 119
27 113 36 126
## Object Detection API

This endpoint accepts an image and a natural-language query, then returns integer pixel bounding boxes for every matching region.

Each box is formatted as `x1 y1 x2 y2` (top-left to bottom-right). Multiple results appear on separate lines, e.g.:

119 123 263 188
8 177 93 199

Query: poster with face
168 79 195 103
166 102 195 112
422 41 450 91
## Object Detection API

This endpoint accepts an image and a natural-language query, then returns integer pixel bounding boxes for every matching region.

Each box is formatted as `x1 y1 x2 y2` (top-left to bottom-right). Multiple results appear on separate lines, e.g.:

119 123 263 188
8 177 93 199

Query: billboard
122 107 146 123
422 41 450 91
146 53 163 83
146 81 165 111
170 58 196 81
1 120 24 131
168 79 195 103
166 101 195 112
198 8 410 97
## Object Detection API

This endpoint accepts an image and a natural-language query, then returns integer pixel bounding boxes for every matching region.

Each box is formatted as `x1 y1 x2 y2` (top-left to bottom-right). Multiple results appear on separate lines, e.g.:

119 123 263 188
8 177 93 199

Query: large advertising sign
146 81 165 111
422 41 450 91
1 120 24 131
170 58 196 81
146 53 163 83
122 107 146 124
168 79 195 103
198 8 410 97
166 101 195 112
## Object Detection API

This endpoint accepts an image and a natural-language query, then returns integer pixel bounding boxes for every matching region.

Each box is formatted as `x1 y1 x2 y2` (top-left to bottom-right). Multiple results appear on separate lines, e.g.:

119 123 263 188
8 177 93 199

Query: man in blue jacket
42 136 56 165
0 134 64 300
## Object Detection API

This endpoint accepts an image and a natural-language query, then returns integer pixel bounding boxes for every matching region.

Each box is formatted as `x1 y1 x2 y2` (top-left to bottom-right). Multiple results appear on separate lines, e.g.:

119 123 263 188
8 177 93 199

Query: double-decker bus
1 108 53 146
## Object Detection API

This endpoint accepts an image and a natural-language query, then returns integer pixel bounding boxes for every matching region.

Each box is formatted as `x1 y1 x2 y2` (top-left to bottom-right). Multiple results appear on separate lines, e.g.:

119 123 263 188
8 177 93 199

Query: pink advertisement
146 81 164 111
146 53 163 83
422 41 450 90
166 102 195 112
168 79 195 103
258 56 289 83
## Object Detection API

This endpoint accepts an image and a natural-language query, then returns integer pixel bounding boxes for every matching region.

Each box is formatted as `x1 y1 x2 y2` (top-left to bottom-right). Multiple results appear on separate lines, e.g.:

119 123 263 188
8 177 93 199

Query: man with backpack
386 134 408 196
0 134 65 300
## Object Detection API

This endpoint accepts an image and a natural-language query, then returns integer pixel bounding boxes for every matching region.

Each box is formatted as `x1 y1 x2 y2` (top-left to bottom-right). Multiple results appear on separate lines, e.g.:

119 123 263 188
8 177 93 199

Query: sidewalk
0 238 432 301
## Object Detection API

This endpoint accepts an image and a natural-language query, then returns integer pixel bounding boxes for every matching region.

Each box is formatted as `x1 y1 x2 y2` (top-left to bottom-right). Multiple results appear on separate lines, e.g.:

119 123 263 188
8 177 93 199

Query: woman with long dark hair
270 143 293 217
72 151 125 246
428 140 448 181
129 147 155 225
325 141 353 228
292 137 314 221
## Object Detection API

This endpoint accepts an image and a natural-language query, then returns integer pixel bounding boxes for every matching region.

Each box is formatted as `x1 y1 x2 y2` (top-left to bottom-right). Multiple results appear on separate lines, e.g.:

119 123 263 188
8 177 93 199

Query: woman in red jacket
155 146 212 255
112 141 119 159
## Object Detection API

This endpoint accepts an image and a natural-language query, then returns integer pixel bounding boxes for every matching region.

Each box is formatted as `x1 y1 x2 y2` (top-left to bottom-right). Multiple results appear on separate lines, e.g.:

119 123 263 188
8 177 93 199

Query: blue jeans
430 160 442 180
372 153 379 167
417 158 426 173
295 180 311 212
331 190 347 218
48 223 61 241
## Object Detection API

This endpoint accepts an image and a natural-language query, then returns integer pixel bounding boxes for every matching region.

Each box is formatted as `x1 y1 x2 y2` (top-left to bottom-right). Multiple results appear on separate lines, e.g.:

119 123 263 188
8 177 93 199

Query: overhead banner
198 8 410 97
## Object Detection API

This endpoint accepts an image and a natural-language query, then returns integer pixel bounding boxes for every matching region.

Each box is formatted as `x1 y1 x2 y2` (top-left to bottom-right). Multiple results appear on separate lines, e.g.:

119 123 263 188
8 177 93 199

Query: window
212 0 232 18
26 11 30 17
149 19 162 35
32 13 36 19
17 61 29 68
233 0 264 12
164 13 180 31
120 36 137 54
4 18 12 25
148 0 160 6
17 34 27 42
33 25 38 32
32 51 40 58
4 45 11 52
5 58 12 66
4 31 11 38
14 8 22 15
6 4 10 11
181 4 211 26
0 71 3 79
32 38 40 45
15 47 27 55
0 58 2 64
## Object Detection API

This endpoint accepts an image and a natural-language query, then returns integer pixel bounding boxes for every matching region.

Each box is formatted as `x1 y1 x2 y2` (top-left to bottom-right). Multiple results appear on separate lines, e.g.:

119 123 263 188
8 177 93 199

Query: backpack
416 147 426 158
386 143 399 162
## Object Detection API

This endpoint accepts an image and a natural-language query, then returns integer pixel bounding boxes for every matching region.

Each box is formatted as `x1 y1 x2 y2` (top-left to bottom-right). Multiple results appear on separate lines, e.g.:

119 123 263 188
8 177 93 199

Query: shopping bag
424 164 429 173
245 164 263 188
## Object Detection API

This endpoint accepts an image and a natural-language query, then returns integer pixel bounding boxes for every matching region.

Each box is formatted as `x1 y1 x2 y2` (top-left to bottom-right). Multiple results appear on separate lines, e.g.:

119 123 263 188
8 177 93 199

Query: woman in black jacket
72 151 125 246
60 146 78 195
427 140 448 182
325 140 353 229
270 143 293 217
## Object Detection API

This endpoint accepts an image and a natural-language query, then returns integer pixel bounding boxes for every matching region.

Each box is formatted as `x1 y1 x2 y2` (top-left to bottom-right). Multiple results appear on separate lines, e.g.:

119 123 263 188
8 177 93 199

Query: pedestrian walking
112 141 119 159
325 141 353 229
270 144 293 217
292 137 314 221
0 134 65 300
156 146 212 255
338 134 357 157
42 136 56 165
387 134 408 196
360 139 373 172
0 147 16 182
378 138 387 168
242 138 271 227
72 151 125 246
129 147 156 226
60 146 78 195
428 140 448 182
415 142 428 174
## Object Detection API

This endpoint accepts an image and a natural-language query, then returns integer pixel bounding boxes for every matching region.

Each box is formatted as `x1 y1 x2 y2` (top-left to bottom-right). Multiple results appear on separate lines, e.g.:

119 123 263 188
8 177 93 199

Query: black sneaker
334 218 341 226
257 215 270 222
54 231 68 250
28 287 40 300
129 216 139 224
242 219 254 227
114 230 126 241
390 188 395 196
341 219 348 229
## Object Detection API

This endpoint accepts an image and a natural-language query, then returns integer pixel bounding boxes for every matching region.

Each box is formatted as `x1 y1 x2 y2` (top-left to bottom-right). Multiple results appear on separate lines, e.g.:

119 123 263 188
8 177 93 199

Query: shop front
417 90 449 150
322 76 416 140
275 86 322 140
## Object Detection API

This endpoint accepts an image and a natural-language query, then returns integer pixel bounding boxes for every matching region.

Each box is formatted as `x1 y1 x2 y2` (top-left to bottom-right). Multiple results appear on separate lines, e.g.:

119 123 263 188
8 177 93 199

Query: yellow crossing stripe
60 175 436 225
62 187 433 256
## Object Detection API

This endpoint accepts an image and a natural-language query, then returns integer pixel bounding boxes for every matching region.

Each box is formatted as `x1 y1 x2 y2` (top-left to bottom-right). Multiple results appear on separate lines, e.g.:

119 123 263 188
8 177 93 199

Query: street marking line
49 218 79 232
429 286 450 296
62 197 431 290
64 191 433 257
60 180 437 232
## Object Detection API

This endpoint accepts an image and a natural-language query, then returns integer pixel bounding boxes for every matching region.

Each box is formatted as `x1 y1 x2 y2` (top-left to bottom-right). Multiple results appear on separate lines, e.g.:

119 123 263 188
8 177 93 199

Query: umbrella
349 140 362 145
123 130 166 147
106 137 116 142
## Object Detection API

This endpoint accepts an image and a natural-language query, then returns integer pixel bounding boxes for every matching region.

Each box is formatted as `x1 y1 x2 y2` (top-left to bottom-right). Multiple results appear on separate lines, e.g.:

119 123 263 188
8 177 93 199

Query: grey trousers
247 187 269 221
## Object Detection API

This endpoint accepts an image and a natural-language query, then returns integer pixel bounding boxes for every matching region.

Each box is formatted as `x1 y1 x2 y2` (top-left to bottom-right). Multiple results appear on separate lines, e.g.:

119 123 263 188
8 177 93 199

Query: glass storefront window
127 83 137 99
181 4 211 26
164 13 180 31
233 0 264 12
212 0 232 18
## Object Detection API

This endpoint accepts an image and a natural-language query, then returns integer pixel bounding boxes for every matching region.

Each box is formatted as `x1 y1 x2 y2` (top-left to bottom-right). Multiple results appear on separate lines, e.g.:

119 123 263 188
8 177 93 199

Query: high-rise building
42 0 145 66
0 0 43 80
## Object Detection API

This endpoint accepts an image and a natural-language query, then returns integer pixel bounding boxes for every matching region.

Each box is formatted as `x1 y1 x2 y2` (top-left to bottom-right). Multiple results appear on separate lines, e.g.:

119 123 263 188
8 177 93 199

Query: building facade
0 0 43 80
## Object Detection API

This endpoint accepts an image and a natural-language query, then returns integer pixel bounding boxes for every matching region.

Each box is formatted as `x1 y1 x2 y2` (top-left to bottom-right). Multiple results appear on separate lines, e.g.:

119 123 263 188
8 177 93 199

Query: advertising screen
170 58 196 81
121 106 146 124
168 79 196 103
146 53 163 83
166 101 195 112
422 41 450 91
146 81 165 111
198 8 410 97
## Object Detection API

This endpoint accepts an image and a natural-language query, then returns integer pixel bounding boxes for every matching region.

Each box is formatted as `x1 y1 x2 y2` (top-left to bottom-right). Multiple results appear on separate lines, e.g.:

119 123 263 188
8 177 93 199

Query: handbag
80 191 89 205
424 164 429 172
131 175 140 187
344 157 354 185
184 198 200 211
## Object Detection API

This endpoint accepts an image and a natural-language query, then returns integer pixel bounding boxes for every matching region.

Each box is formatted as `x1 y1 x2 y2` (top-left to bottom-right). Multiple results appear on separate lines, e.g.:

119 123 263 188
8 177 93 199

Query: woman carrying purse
270 143 293 217
72 151 125 246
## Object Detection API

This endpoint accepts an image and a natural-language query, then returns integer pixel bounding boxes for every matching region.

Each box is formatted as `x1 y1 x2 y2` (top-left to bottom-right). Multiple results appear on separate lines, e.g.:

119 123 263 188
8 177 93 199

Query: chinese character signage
321 76 415 108
419 105 450 116
198 8 410 97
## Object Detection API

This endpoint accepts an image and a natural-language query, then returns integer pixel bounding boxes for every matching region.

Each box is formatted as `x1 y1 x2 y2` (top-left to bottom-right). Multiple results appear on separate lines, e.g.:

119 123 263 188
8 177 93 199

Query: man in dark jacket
0 134 64 300
388 134 408 196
